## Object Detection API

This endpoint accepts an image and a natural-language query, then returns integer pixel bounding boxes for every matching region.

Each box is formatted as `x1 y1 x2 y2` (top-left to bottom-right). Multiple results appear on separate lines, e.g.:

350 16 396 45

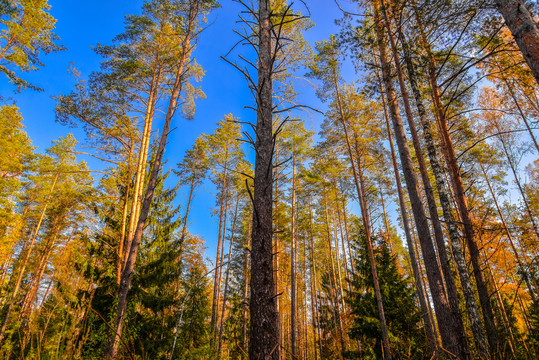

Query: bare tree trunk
249 1 279 358
372 2 462 357
106 3 198 358
0 172 58 344
375 66 438 356
494 0 539 84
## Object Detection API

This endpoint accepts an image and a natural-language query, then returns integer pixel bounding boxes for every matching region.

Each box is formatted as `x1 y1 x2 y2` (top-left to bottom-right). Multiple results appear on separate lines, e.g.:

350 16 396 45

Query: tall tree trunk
212 153 230 347
380 6 471 357
291 153 297 359
372 2 462 357
0 172 58 344
308 198 324 360
249 1 279 358
494 0 539 84
412 2 500 353
106 3 198 358
123 67 161 268
323 194 346 358
330 51 392 359
218 193 241 358
375 66 437 355
401 37 490 357
117 145 133 284
242 211 252 360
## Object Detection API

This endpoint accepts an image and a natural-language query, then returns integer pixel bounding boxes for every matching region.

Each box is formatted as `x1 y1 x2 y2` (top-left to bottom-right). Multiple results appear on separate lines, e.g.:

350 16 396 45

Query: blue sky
0 0 351 259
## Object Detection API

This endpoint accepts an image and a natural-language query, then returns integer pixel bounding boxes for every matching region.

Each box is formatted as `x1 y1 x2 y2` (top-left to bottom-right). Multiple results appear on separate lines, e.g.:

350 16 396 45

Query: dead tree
222 1 311 358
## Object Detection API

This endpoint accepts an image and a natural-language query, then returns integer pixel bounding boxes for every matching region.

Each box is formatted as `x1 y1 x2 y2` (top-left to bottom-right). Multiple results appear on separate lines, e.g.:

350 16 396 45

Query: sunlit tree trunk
249 1 279 357
107 3 199 358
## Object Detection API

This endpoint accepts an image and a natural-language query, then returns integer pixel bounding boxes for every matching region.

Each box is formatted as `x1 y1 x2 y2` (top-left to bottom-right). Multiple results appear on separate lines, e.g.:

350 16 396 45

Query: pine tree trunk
308 198 324 360
249 1 279 358
242 211 252 360
381 7 470 357
375 66 438 355
123 68 160 268
401 39 490 357
117 145 133 284
494 0 539 84
372 2 463 356
323 194 346 358
106 3 198 358
212 154 230 347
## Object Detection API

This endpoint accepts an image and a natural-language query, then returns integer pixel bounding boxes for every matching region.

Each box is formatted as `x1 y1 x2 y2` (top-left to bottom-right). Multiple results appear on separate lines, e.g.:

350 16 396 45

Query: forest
1 0 539 359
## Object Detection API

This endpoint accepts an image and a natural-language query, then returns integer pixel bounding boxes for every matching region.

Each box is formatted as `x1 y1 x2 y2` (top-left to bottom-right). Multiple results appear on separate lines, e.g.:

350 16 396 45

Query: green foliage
0 105 33 241
0 0 63 90
347 223 427 359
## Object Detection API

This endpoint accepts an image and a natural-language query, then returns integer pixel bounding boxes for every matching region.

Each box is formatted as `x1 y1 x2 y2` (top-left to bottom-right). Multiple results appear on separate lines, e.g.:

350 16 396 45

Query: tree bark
494 0 539 85
249 1 279 358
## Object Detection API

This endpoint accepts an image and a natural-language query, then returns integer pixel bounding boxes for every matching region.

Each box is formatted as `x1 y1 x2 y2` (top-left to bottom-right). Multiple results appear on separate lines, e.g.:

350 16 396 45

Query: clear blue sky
0 0 350 259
